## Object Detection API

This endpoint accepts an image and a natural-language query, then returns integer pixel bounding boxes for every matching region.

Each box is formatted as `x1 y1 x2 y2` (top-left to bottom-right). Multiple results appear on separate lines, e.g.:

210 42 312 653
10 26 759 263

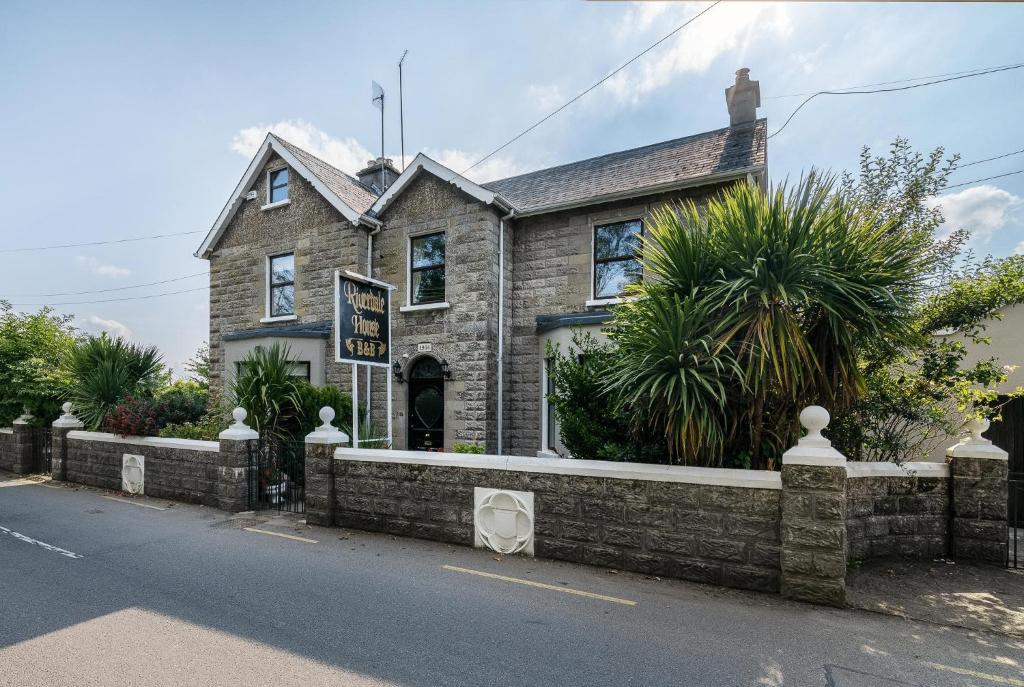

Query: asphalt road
1 472 1022 687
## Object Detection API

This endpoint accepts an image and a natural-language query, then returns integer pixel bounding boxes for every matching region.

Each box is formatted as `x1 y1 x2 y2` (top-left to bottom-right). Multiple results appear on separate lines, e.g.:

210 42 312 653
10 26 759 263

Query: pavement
2 472 1024 687
847 558 1024 638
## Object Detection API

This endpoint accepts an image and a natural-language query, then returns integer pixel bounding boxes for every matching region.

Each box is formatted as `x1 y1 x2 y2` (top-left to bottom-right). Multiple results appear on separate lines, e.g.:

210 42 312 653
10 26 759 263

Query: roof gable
196 133 379 258
369 153 513 217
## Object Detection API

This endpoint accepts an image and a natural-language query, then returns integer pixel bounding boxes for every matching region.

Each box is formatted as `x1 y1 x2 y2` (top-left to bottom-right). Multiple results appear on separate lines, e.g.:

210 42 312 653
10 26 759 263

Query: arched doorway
408 357 444 451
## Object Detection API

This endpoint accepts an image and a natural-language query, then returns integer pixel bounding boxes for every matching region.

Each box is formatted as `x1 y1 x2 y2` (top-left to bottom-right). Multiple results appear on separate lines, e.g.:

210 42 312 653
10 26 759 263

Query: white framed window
591 218 643 302
264 252 295 320
268 167 289 205
401 231 449 312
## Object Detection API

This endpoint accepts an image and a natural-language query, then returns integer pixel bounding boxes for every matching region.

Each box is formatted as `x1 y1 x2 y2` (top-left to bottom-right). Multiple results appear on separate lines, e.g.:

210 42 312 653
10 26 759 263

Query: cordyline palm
608 173 927 467
64 335 165 430
231 342 303 441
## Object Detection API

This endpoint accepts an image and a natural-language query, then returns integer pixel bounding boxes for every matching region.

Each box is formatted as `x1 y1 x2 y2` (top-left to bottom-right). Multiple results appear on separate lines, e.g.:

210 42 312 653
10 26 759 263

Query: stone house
196 69 768 456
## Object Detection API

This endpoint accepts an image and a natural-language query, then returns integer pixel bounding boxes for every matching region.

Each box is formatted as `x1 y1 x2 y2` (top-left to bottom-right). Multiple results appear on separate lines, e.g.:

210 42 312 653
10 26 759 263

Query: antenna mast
398 50 408 172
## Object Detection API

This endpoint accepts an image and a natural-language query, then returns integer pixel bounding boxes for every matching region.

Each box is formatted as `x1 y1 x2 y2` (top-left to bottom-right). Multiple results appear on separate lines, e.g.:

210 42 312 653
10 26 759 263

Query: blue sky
2 1 1022 374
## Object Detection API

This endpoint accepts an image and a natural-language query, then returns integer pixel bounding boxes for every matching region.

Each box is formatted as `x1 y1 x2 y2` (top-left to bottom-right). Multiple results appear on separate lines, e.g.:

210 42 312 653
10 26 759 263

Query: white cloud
425 148 526 183
231 119 376 175
606 2 792 104
793 43 830 75
929 184 1022 244
80 315 132 340
1014 241 1024 256
526 83 564 112
75 256 131 279
231 120 523 184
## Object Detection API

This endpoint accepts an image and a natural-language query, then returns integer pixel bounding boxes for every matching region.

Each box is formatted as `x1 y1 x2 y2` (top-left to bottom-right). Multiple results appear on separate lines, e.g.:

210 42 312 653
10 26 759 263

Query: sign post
335 270 395 448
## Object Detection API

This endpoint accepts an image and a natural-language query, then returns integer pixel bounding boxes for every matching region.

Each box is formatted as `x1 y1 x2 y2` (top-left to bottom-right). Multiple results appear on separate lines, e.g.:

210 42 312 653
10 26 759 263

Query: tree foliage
602 174 929 467
64 335 166 430
0 303 77 425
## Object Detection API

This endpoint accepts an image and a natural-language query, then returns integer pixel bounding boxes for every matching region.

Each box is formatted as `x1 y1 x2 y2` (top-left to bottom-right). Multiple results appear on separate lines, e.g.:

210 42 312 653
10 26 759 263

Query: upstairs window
268 253 295 317
593 219 643 300
410 232 446 305
268 168 289 204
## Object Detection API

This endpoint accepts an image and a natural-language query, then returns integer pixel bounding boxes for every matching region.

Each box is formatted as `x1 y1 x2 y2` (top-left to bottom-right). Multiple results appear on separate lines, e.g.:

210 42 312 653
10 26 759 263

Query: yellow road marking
924 662 1024 686
442 564 637 606
100 495 167 511
243 527 319 544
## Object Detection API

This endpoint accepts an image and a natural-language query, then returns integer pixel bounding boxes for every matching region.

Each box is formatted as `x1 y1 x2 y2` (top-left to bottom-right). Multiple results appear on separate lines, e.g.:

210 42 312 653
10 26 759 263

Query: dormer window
268 168 289 204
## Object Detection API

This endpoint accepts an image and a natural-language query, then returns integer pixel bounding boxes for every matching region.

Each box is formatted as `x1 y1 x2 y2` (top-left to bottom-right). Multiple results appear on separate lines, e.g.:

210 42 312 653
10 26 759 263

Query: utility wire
954 148 1024 170
765 62 1024 100
0 229 203 254
943 169 1024 191
768 63 1024 140
460 1 721 175
1 271 208 299
9 285 209 308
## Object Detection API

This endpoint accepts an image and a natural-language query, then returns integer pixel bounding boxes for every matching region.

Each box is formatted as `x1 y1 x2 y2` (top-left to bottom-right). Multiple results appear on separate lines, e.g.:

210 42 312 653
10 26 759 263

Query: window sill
261 199 291 211
586 297 623 308
259 314 298 323
536 450 560 459
400 302 450 313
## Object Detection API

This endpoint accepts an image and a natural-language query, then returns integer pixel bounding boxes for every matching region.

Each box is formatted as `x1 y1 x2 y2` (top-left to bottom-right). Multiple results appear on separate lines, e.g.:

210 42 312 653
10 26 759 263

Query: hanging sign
335 270 392 368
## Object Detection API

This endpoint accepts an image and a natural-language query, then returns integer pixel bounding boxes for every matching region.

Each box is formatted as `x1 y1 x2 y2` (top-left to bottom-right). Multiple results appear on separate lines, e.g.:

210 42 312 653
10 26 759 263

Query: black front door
408 357 444 451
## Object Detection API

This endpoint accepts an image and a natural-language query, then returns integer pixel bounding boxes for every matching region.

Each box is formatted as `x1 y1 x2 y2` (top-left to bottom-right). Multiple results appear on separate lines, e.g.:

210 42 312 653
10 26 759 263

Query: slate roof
483 119 766 215
274 136 379 215
223 320 333 341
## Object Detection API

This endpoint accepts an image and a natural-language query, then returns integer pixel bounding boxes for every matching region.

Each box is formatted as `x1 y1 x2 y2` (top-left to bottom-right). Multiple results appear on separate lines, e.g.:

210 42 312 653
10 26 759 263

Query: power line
0 271 208 299
460 1 721 175
9 285 208 308
768 63 1024 140
955 148 1024 170
765 62 1024 100
0 229 204 254
943 169 1024 191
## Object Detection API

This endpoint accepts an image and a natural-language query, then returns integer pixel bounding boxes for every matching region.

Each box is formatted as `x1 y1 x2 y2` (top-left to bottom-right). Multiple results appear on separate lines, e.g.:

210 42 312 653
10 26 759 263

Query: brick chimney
725 68 761 126
356 157 401 195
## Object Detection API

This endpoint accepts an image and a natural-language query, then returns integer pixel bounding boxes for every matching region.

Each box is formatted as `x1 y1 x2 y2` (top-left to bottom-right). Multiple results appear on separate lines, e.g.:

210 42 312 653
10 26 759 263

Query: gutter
497 208 515 456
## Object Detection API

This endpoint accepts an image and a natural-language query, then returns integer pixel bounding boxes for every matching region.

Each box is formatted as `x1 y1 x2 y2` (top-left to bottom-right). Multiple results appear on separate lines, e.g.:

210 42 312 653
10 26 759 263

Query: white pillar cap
53 402 84 429
946 416 1008 460
782 405 847 466
219 407 259 441
306 406 350 445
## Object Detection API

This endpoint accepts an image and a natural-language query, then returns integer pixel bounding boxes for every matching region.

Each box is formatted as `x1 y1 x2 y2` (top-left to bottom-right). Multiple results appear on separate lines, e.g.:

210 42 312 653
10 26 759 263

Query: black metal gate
30 427 52 475
1011 473 1022 569
247 437 305 513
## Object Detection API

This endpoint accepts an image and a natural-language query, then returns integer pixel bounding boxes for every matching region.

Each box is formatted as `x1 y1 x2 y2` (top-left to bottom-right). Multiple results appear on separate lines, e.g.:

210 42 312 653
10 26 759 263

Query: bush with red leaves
101 396 159 437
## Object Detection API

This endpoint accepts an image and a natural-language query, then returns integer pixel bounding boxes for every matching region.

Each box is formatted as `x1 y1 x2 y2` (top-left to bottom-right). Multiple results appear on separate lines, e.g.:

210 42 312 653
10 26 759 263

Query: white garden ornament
122 454 144 495
473 488 535 556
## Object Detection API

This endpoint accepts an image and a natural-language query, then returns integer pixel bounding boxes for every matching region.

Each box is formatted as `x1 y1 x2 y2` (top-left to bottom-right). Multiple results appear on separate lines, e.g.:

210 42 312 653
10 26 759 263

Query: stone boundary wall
0 428 14 472
845 462 950 561
65 431 223 507
328 449 784 593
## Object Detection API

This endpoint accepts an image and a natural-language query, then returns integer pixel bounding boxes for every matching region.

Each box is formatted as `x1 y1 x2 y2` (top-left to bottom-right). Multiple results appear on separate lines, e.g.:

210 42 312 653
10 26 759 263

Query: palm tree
64 335 165 430
607 174 929 467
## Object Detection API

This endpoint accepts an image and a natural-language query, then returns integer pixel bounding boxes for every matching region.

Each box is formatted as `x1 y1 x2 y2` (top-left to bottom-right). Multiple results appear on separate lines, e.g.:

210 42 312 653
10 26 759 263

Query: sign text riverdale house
196 69 767 455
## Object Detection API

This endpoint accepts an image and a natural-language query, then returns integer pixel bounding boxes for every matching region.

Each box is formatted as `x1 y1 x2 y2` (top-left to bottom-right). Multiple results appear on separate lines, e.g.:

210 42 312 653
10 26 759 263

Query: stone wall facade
65 433 224 507
370 173 504 450
325 453 783 593
846 466 949 561
207 152 366 398
505 183 734 455
950 453 1009 564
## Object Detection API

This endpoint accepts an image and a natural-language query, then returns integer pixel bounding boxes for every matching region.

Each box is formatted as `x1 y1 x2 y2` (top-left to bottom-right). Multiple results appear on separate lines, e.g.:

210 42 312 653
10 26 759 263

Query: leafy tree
547 332 665 463
0 303 77 426
832 255 1024 461
64 335 165 430
184 343 211 389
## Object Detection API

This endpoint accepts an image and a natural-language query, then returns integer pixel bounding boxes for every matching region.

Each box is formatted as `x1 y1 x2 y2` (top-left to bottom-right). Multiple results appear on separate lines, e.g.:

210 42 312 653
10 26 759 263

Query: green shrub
452 442 484 454
547 332 665 463
0 304 76 426
230 343 303 440
65 335 165 430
